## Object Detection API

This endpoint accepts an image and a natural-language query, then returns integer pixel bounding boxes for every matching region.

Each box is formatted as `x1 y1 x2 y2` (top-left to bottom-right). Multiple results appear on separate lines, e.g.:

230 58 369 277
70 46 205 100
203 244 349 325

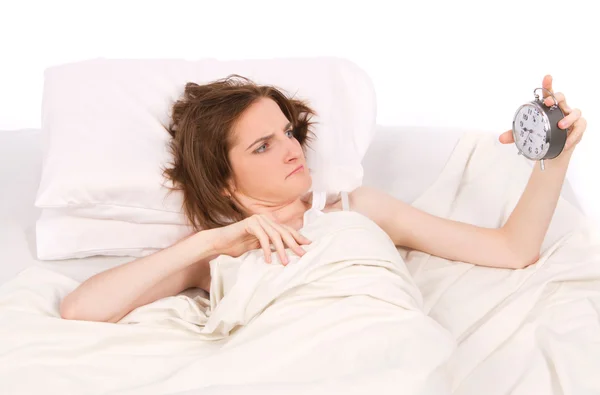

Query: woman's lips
287 165 304 178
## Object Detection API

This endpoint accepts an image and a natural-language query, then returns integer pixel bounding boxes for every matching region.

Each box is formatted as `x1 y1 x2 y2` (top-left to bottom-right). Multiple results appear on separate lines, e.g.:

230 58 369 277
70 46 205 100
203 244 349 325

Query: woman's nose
283 138 302 161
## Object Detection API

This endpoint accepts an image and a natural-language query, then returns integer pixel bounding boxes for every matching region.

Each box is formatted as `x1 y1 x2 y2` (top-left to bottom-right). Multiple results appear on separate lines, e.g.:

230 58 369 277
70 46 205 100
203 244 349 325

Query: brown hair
162 75 316 231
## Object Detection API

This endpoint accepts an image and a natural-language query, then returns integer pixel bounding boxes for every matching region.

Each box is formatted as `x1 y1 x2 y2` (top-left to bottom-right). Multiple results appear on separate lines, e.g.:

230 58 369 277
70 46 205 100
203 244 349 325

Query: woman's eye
285 129 295 138
255 144 268 153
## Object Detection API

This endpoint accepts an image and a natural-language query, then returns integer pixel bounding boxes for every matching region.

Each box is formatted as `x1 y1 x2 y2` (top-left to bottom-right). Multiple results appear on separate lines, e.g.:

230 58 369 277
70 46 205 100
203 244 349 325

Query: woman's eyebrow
245 122 292 151
246 134 274 151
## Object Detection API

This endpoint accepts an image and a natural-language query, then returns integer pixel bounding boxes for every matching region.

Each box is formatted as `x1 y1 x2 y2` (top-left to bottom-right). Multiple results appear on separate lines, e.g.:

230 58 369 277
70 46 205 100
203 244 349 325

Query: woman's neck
235 193 311 230
268 198 310 230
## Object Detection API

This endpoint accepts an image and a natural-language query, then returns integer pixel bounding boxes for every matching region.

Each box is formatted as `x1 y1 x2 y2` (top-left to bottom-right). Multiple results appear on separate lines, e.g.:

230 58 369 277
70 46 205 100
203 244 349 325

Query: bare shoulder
322 186 413 239
348 186 408 228
349 185 391 201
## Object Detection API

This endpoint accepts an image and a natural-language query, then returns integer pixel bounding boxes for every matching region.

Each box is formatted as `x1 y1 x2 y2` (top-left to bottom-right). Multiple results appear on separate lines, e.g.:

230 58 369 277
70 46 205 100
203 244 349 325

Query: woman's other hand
207 214 311 265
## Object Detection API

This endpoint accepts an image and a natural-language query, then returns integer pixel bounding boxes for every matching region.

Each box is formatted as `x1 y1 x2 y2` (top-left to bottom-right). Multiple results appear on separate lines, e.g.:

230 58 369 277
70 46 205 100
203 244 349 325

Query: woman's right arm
60 214 310 323
59 230 217 323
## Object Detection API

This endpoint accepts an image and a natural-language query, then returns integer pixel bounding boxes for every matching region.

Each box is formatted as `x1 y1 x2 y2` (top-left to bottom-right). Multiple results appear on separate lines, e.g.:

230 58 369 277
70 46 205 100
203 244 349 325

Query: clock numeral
529 147 532 153
535 148 539 154
520 131 525 137
528 108 532 115
520 120 524 127
523 114 529 121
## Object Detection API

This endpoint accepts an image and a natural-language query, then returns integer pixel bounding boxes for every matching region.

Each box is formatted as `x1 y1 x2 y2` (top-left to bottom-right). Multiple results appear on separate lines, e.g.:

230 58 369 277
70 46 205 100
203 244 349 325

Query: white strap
311 191 327 211
341 191 350 211
303 191 327 227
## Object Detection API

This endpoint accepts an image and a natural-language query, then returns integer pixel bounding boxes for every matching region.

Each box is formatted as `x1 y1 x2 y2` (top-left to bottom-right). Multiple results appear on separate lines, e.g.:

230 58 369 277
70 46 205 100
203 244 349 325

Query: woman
60 74 587 323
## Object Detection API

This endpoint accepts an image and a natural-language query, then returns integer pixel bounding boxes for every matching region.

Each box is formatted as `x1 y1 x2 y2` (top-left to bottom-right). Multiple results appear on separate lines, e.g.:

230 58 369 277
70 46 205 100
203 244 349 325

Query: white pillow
34 57 376 225
36 210 193 260
362 125 467 204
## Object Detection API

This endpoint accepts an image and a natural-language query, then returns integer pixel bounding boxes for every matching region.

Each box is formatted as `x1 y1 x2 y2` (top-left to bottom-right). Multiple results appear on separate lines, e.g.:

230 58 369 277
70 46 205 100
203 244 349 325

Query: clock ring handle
533 87 559 108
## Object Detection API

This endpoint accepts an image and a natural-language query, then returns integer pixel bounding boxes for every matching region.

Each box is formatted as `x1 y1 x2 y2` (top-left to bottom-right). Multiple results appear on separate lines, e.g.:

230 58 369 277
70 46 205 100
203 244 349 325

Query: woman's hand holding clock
499 75 586 155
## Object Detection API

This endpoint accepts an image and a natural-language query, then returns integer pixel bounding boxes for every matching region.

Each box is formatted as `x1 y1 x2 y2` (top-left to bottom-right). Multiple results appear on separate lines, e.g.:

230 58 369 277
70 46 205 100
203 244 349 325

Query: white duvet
1 132 600 395
0 211 454 394
405 133 600 395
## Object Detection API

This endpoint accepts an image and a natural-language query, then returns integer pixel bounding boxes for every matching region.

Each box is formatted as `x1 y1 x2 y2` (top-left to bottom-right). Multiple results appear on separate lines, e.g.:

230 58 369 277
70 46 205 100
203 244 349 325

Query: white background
1 0 598 219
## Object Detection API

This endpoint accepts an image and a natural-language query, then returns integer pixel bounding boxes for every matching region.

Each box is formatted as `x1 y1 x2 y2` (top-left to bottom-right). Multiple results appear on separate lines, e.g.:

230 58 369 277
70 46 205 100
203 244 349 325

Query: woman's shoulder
320 186 391 211
319 186 395 216
347 186 408 228
349 186 391 206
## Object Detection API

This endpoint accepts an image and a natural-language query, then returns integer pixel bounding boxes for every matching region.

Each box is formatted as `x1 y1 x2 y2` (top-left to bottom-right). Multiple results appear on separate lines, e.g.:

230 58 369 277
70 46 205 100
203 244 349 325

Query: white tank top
302 191 351 228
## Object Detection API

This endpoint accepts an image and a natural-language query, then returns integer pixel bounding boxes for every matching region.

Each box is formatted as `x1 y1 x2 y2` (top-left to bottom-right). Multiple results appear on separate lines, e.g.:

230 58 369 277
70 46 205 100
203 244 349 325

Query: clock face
514 104 550 160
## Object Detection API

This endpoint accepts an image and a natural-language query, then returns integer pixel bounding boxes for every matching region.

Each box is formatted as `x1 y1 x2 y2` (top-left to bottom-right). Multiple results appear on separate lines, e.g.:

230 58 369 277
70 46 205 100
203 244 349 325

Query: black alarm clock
512 87 567 170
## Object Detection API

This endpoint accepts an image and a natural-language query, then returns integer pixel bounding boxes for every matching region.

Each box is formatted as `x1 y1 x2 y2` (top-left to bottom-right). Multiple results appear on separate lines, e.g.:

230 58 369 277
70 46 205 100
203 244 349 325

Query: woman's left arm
351 75 586 270
351 187 525 269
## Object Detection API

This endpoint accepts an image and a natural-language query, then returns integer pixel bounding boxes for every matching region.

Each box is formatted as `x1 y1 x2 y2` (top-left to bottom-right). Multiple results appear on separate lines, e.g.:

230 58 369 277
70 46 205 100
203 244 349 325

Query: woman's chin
285 174 312 196
297 174 312 191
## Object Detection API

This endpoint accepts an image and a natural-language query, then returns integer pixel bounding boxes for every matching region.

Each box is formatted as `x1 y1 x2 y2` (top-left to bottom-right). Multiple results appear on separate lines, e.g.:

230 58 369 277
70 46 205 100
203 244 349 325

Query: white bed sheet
0 127 596 395
1 129 599 395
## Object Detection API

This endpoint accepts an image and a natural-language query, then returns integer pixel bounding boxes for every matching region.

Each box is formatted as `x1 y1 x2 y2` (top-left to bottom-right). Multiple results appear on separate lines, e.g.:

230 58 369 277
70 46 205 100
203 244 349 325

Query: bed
2 124 600 395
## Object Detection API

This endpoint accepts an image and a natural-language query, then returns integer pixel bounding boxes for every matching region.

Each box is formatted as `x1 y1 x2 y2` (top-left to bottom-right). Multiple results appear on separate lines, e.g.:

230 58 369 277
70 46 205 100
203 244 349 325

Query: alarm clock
512 87 567 170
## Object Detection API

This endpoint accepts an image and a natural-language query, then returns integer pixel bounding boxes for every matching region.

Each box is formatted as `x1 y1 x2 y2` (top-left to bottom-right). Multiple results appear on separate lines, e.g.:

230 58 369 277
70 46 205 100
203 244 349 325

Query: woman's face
227 98 312 205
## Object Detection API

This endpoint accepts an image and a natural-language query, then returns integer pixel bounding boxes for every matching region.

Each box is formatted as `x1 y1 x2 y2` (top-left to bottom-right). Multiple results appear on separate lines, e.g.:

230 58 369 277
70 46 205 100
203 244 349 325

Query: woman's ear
221 188 232 199
222 179 236 199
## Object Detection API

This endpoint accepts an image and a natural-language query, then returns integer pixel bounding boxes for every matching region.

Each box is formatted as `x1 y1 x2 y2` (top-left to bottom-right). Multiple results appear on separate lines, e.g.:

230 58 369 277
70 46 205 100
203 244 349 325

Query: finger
275 221 311 245
289 226 312 245
558 108 581 130
542 74 553 98
262 215 311 248
564 117 587 150
499 130 515 144
274 224 305 257
257 216 288 265
278 224 308 257
248 221 272 263
261 216 308 258
543 91 571 115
